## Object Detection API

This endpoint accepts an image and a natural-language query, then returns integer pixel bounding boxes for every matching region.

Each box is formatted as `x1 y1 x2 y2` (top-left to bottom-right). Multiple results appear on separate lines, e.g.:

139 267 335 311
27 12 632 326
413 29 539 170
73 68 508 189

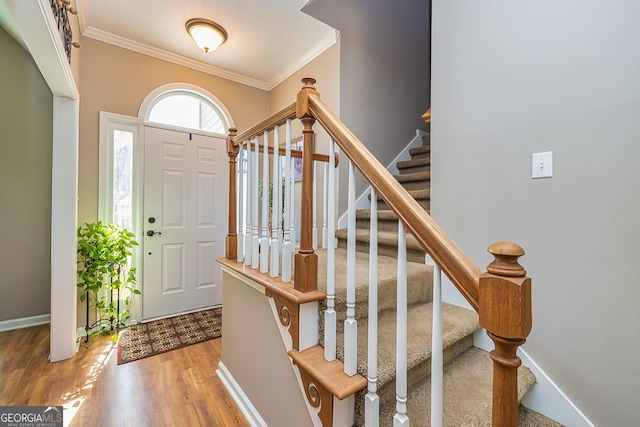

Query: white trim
338 129 429 229
98 112 143 323
81 26 269 90
50 96 79 362
216 361 268 427
75 1 338 91
219 264 266 295
473 329 594 427
0 314 51 332
268 30 340 90
3 0 80 362
137 82 235 130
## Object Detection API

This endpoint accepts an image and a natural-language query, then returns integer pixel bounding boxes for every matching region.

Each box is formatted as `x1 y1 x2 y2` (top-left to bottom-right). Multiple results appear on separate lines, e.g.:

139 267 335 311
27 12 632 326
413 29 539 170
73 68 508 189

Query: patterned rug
117 307 222 364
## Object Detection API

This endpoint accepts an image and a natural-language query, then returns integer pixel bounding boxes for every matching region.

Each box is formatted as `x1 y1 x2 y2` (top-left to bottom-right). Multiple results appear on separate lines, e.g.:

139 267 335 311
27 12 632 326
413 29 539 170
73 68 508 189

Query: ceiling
76 0 337 90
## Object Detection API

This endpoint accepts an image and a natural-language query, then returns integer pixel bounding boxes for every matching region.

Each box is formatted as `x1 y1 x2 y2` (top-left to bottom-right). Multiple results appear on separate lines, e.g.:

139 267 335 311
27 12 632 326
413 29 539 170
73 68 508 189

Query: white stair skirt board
216 362 268 427
0 314 50 332
473 329 595 427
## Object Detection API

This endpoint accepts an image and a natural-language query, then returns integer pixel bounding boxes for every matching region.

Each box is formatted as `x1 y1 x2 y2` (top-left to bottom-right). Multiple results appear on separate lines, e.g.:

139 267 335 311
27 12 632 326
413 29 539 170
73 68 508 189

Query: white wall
432 1 640 426
220 271 313 427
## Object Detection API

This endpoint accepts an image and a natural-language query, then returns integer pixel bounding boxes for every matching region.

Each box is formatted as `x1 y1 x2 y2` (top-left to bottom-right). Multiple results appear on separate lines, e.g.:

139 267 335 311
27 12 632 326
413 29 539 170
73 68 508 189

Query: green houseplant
77 221 139 344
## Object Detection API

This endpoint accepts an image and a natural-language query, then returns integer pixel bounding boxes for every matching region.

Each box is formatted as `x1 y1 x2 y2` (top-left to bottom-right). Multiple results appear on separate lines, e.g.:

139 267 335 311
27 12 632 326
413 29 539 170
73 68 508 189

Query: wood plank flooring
0 324 249 427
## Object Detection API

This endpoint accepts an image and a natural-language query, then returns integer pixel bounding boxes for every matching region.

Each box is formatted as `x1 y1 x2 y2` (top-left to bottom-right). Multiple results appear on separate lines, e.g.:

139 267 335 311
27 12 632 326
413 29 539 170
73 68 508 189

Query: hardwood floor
0 324 249 427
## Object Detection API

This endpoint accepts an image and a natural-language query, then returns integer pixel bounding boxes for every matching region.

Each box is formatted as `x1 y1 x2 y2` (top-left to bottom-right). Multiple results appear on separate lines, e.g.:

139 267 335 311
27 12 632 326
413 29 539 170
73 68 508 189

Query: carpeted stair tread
355 209 400 221
519 407 565 427
409 145 430 159
393 171 430 184
337 302 479 389
377 188 430 201
376 347 537 427
397 157 430 171
316 248 432 323
335 228 425 251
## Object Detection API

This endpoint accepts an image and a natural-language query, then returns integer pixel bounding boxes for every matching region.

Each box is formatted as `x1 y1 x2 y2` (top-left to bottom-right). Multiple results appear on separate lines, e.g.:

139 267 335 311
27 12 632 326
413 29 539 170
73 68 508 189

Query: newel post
225 128 239 259
294 78 319 292
479 241 532 427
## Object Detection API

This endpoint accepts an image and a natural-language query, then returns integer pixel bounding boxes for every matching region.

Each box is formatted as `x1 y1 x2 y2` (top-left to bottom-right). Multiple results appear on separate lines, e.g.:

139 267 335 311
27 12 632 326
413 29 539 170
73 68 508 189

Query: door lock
146 230 162 237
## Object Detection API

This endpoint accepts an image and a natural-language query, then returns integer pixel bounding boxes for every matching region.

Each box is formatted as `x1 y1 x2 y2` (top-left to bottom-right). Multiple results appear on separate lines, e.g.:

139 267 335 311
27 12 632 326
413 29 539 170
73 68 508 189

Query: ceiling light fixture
185 18 228 53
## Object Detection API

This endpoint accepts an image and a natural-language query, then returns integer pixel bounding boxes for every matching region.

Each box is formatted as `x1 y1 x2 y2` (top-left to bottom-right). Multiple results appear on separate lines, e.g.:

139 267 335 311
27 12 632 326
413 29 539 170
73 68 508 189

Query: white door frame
97 84 234 323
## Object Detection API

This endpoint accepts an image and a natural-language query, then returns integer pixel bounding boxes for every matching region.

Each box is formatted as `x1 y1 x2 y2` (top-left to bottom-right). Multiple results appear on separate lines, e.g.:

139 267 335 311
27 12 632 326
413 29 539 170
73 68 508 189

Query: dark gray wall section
303 0 430 206
0 26 53 322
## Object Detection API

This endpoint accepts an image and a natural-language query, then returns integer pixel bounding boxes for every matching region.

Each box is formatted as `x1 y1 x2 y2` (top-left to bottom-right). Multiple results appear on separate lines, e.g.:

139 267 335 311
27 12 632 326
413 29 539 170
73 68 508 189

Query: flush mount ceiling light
185 18 228 53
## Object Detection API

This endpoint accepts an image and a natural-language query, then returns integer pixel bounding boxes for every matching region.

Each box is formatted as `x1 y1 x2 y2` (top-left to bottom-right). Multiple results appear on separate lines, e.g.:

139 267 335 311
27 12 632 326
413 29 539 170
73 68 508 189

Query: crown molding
82 26 270 90
266 29 339 91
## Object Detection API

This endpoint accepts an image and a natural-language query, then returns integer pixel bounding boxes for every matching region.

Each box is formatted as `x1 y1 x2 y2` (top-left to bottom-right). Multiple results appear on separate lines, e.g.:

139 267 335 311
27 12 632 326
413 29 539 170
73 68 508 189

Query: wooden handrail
307 92 481 311
237 144 339 165
232 102 297 145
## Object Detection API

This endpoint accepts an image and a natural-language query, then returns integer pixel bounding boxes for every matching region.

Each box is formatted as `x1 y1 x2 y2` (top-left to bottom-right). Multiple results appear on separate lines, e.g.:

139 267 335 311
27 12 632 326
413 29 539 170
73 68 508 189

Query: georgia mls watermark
0 406 62 427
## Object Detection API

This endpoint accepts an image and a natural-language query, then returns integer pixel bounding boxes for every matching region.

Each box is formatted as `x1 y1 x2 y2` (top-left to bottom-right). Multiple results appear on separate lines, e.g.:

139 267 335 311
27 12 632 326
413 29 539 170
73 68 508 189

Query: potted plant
77 221 139 344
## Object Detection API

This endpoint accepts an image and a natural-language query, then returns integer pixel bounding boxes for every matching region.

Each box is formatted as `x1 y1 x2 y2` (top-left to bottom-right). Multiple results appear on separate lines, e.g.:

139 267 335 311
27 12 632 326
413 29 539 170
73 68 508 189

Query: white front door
142 127 227 320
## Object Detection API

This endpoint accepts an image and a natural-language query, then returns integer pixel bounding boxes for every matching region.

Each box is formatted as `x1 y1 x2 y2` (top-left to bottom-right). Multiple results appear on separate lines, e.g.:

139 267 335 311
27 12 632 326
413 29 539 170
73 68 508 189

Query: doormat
117 307 222 364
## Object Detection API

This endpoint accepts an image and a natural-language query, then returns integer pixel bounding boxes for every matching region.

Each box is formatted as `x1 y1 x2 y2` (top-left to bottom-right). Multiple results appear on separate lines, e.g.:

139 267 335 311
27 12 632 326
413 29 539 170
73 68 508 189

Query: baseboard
216 361 267 427
473 329 595 427
0 314 50 332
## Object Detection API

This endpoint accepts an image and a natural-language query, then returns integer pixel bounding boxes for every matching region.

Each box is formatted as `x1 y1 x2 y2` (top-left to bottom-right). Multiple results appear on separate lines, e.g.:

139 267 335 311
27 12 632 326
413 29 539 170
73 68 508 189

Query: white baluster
322 162 328 249
252 136 260 269
260 131 269 273
365 188 379 426
244 141 252 267
324 140 336 362
431 263 443 427
312 160 318 250
344 160 357 376
281 120 292 282
290 158 295 249
270 126 280 277
394 222 409 426
237 146 244 262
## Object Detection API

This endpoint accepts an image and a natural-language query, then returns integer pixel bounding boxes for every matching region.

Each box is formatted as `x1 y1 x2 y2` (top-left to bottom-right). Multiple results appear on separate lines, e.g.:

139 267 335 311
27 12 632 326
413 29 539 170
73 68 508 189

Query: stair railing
225 78 532 427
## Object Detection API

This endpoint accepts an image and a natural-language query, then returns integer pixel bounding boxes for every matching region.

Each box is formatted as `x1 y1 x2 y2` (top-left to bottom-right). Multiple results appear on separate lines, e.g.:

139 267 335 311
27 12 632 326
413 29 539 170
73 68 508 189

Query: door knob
147 230 162 237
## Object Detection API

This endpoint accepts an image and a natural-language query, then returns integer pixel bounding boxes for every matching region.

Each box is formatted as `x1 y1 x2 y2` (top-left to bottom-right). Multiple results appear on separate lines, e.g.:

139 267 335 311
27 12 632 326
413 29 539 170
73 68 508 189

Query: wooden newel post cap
486 241 526 277
226 128 239 156
297 78 320 119
479 241 532 340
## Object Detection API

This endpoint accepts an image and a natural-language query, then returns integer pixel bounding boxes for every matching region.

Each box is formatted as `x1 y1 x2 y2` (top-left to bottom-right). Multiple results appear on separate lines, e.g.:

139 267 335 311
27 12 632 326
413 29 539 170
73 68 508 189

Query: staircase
322 134 560 426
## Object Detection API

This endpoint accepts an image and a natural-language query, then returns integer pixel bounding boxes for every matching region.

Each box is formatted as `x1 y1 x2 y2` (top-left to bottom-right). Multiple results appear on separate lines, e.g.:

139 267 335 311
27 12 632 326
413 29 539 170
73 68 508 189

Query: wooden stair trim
216 257 326 304
307 92 481 311
265 290 300 350
289 345 367 400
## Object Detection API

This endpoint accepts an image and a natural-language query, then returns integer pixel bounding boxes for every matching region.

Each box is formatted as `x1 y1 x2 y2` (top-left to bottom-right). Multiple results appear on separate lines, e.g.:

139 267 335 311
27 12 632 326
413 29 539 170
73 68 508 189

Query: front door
142 126 227 320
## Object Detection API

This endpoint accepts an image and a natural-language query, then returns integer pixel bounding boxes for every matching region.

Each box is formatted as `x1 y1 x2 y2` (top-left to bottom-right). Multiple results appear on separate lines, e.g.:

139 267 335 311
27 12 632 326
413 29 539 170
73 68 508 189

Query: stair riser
337 238 426 263
399 180 430 191
378 198 430 212
354 334 475 427
398 164 430 175
409 151 430 160
356 218 399 233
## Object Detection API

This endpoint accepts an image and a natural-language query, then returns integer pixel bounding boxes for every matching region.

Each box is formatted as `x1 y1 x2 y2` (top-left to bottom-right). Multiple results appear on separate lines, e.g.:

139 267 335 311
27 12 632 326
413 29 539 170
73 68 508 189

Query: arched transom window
147 90 228 134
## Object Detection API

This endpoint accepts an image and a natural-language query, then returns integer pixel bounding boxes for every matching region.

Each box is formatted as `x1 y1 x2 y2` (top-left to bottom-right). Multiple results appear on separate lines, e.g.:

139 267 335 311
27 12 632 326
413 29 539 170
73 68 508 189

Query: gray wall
432 1 640 425
303 0 430 209
0 26 53 322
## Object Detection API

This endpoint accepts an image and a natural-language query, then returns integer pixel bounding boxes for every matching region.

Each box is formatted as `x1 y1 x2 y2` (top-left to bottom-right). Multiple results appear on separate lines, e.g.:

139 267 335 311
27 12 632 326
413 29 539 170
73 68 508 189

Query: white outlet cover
532 151 553 178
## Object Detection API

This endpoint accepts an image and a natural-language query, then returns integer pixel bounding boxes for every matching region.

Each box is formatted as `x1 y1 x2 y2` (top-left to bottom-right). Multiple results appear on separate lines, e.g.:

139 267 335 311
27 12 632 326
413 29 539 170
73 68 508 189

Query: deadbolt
148 217 156 223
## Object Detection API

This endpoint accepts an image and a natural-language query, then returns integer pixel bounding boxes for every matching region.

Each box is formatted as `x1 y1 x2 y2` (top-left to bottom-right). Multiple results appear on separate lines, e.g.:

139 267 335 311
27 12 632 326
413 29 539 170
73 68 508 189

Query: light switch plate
532 151 553 178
